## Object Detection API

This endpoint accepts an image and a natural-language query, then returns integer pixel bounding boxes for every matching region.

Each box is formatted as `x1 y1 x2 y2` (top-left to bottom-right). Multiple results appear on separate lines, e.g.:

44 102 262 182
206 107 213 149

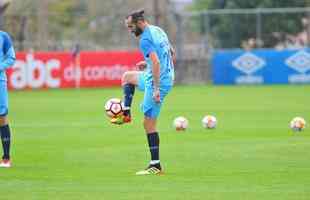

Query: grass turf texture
1 85 309 200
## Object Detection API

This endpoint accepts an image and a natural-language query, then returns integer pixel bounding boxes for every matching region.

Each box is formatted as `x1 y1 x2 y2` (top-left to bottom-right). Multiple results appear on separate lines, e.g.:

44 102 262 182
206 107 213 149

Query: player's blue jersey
139 25 174 87
0 31 16 81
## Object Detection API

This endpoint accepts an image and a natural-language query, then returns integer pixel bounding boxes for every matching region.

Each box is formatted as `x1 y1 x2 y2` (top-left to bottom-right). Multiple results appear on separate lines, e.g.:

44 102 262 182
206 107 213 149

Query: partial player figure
110 9 175 175
0 31 16 168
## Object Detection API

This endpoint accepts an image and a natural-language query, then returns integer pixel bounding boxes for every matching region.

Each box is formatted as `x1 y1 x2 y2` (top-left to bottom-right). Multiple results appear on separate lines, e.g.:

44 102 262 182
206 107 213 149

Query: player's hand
153 88 160 103
136 61 147 71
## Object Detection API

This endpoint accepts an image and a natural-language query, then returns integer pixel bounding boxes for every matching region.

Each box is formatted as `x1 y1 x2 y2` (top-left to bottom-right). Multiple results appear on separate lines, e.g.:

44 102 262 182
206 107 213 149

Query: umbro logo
232 52 265 75
285 51 310 73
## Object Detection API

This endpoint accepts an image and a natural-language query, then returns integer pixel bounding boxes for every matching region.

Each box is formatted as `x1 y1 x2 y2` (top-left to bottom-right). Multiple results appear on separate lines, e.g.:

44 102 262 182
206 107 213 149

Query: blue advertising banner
212 49 310 84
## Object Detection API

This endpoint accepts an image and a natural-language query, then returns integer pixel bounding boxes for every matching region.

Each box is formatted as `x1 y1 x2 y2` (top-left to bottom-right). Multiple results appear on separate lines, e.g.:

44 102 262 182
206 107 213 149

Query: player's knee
0 116 8 126
143 119 148 130
122 71 133 85
122 71 139 86
121 72 129 85
143 118 156 133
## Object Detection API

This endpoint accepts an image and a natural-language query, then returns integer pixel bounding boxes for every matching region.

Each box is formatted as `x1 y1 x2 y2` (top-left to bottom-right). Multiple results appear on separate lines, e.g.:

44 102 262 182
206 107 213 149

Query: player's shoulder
149 25 169 41
142 25 163 38
0 31 12 41
149 25 166 35
140 25 167 46
141 26 151 39
149 25 163 31
140 28 152 47
0 31 10 37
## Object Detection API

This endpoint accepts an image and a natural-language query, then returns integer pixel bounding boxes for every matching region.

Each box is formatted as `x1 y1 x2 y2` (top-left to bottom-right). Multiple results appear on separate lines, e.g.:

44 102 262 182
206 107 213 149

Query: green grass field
1 85 310 200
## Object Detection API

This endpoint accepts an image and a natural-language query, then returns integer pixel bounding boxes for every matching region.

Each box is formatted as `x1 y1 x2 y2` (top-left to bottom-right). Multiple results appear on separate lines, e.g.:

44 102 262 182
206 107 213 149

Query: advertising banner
6 51 143 90
212 49 310 84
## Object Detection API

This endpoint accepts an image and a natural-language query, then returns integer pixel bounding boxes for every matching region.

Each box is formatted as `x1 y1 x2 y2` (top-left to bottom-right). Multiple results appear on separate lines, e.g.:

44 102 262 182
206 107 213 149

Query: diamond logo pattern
285 51 310 73
232 52 265 75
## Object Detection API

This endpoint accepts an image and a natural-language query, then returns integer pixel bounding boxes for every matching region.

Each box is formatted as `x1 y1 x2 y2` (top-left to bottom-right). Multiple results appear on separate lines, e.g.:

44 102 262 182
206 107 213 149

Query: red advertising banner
6 51 143 90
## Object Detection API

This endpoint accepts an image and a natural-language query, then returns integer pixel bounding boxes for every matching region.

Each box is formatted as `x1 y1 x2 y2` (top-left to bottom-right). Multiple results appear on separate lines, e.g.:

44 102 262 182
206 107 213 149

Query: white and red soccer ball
290 117 306 132
202 115 217 129
173 116 189 131
105 98 124 118
172 115 306 132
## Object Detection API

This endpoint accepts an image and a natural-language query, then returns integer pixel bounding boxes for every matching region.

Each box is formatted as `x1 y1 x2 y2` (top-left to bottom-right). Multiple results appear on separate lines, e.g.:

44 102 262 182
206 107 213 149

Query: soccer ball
173 116 188 131
202 115 217 129
290 117 306 132
105 98 123 118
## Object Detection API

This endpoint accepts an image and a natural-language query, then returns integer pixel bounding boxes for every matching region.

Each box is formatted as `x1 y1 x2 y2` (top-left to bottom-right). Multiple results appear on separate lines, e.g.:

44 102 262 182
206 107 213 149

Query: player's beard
132 26 143 37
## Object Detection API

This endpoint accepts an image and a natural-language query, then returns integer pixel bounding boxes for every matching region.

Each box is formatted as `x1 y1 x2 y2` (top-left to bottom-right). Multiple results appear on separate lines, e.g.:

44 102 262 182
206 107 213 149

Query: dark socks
0 124 11 160
147 132 160 169
123 83 135 116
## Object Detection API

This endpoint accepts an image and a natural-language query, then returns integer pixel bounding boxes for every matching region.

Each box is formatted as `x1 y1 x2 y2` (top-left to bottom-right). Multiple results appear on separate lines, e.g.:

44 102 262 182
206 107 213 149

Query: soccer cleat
110 115 131 125
0 159 11 168
135 165 163 176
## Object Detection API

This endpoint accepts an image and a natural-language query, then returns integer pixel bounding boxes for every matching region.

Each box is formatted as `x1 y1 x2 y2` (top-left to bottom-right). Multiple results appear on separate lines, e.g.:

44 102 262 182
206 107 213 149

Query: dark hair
126 9 145 22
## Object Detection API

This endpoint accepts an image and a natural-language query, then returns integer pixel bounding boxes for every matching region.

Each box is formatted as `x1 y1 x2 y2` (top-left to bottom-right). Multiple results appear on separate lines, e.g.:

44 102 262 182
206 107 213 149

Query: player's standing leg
135 117 163 175
135 86 171 175
0 81 12 168
135 117 162 175
0 119 11 168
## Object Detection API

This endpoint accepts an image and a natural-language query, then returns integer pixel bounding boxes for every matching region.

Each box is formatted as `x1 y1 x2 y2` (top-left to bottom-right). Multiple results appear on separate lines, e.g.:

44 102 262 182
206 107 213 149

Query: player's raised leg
111 71 143 124
122 71 139 118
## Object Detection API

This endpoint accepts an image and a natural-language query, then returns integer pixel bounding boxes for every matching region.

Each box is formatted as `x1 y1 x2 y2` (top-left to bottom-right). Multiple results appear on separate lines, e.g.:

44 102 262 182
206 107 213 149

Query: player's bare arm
150 52 160 103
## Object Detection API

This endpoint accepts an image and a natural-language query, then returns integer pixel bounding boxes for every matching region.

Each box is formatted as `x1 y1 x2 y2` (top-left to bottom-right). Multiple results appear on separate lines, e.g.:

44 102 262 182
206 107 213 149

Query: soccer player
111 10 175 175
0 31 16 168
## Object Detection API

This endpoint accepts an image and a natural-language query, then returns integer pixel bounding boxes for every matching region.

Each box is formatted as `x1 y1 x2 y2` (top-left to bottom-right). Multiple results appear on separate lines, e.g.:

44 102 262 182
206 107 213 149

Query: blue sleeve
140 38 155 58
0 33 16 71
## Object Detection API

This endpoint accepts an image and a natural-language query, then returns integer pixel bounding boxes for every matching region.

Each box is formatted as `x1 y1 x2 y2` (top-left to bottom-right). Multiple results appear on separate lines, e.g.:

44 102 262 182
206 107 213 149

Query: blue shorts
137 73 172 119
0 80 8 116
